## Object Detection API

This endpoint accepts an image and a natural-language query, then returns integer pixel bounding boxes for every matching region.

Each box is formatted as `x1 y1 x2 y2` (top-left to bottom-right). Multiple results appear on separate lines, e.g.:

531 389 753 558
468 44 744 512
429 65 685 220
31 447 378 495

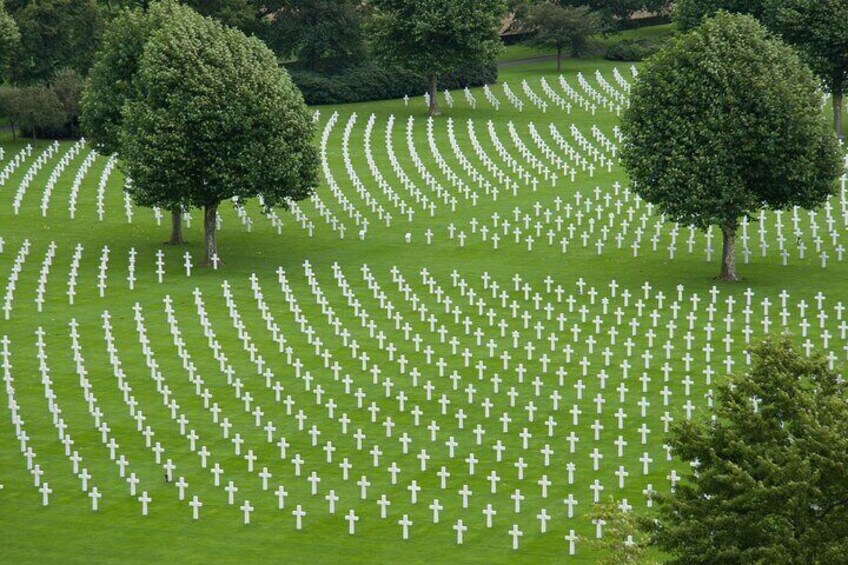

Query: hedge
604 39 663 62
288 61 498 106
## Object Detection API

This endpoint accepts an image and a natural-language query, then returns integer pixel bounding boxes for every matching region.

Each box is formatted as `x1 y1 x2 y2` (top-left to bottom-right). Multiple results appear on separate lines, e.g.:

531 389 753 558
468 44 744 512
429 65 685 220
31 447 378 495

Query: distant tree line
0 0 508 134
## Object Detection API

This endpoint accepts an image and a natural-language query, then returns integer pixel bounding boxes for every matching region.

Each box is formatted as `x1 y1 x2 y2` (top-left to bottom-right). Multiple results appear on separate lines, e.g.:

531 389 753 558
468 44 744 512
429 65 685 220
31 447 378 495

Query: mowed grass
0 35 846 565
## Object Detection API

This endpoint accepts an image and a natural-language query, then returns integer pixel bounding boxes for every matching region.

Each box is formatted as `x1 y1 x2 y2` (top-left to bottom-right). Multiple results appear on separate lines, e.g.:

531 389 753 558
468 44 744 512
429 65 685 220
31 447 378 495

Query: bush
288 61 498 106
604 39 662 61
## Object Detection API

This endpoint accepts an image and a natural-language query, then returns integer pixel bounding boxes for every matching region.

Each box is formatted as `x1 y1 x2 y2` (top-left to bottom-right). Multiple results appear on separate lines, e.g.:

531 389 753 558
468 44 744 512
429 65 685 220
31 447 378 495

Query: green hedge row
604 39 663 62
288 62 498 106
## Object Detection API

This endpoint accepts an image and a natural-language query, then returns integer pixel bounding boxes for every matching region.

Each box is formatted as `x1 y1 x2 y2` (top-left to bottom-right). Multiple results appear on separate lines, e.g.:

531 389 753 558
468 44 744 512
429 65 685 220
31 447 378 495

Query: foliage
96 0 151 13
524 4 603 70
181 0 259 32
288 61 498 106
369 0 504 114
6 85 67 142
675 0 765 30
265 0 365 72
585 499 657 565
604 38 661 61
118 3 318 262
764 0 848 137
369 0 503 76
82 3 172 156
621 12 841 280
51 68 84 137
9 0 103 85
648 335 848 564
0 0 18 80
0 86 18 139
558 0 672 27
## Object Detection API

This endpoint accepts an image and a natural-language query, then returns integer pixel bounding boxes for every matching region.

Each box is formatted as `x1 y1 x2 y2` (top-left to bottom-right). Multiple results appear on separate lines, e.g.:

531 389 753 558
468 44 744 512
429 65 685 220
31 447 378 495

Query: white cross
138 491 152 516
398 514 413 540
508 524 523 550
241 500 254 525
189 496 202 519
453 519 467 544
345 509 359 534
292 505 306 530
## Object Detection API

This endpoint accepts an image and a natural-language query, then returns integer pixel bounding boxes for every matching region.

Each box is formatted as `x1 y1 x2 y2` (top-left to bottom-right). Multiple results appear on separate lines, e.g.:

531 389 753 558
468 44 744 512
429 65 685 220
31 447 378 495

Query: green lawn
0 44 845 565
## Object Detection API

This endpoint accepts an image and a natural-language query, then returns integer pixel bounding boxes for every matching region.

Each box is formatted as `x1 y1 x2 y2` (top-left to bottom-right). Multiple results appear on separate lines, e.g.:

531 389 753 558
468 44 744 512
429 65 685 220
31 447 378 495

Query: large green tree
266 0 365 72
559 0 671 26
621 12 841 281
675 0 765 30
649 336 848 563
10 0 103 85
182 0 258 32
82 3 190 244
0 87 18 141
524 4 603 72
8 86 67 144
52 68 84 138
119 3 318 265
765 0 848 139
369 0 505 116
0 0 19 81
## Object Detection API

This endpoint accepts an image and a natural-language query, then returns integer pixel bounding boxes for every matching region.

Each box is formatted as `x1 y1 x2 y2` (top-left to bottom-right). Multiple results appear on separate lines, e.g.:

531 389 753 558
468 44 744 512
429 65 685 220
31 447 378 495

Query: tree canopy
82 3 193 244
8 85 67 143
51 68 84 137
765 0 848 139
524 3 603 72
369 0 504 116
117 2 318 264
675 0 765 30
621 12 841 281
0 0 19 81
559 0 671 26
266 0 365 72
9 0 103 85
82 4 171 156
649 335 848 563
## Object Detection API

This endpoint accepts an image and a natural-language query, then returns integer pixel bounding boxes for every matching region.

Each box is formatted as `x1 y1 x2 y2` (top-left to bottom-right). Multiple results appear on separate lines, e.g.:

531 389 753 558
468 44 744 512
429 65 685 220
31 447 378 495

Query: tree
82 3 189 244
648 335 848 564
10 0 103 85
0 87 18 141
265 0 365 72
8 86 67 144
675 0 765 30
52 68 84 138
559 0 672 27
765 1 848 139
182 0 259 32
0 0 19 81
525 4 603 72
620 12 841 281
119 3 318 265
369 0 504 116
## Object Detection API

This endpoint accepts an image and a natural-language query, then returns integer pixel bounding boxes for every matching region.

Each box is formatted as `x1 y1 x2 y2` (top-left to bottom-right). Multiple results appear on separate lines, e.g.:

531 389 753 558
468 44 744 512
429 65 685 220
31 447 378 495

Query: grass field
0 32 846 564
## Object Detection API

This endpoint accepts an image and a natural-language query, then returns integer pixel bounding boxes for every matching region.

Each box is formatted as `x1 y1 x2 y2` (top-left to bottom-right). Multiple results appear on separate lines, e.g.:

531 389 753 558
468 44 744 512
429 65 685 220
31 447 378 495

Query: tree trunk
167 209 185 245
428 74 441 117
718 225 739 282
557 46 562 73
9 119 15 142
834 91 844 140
203 202 219 267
